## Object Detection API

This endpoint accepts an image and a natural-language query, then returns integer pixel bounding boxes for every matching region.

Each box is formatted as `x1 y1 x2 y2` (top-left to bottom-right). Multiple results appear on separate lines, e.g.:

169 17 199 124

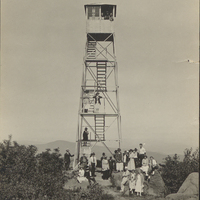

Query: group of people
83 92 102 113
119 144 159 196
120 167 144 196
77 152 97 185
77 152 115 185
101 11 114 21
64 143 159 195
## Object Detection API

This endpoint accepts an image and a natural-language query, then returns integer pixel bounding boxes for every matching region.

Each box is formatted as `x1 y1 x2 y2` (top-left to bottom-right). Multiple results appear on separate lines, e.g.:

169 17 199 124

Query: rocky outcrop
147 169 166 197
165 172 199 200
178 172 198 195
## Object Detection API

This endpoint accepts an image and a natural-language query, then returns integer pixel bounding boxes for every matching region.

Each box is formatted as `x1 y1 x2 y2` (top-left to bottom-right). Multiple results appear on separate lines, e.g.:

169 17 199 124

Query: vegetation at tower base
0 136 114 199
0 136 199 199
161 147 199 194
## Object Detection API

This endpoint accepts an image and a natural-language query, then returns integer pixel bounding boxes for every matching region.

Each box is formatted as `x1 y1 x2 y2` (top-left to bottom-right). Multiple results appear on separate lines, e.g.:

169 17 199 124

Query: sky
1 0 199 154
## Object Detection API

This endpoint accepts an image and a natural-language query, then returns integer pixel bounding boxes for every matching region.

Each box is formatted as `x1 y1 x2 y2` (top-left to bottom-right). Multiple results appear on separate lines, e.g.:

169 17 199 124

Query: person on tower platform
109 12 114 21
104 11 110 20
138 143 146 167
93 92 102 113
64 149 74 170
93 92 102 104
83 127 89 146
89 152 97 177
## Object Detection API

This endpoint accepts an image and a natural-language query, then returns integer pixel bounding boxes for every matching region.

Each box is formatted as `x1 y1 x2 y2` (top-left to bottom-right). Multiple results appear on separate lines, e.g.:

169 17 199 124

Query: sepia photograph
1 0 199 199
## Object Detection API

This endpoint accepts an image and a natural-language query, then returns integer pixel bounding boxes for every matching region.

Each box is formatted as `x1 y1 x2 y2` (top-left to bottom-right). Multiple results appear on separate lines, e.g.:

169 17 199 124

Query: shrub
161 148 199 193
0 136 65 199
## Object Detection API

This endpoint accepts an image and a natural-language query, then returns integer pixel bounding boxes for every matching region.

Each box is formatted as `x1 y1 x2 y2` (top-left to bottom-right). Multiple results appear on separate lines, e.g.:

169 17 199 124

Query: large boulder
147 169 166 197
177 172 198 195
110 171 123 188
165 172 199 200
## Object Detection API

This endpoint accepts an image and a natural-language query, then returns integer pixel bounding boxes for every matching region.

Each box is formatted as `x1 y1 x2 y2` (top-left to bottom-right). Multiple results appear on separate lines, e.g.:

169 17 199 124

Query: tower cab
84 4 117 33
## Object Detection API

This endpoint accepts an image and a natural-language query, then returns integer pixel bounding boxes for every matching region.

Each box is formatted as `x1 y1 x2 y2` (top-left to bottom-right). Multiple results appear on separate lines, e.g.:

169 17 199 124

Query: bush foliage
161 147 199 194
0 136 114 199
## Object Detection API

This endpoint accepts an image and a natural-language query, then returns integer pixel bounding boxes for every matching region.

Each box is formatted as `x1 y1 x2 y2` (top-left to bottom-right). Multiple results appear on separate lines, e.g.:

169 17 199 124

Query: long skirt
128 158 135 171
129 180 136 191
116 162 123 171
135 175 143 193
140 165 149 175
102 170 110 180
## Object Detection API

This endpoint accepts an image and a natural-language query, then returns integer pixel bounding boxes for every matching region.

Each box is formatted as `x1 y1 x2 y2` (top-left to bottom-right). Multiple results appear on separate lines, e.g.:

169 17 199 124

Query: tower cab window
87 6 114 21
88 6 100 20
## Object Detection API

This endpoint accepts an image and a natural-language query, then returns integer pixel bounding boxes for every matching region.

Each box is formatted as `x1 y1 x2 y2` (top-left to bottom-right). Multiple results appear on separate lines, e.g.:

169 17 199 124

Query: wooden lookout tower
73 4 121 168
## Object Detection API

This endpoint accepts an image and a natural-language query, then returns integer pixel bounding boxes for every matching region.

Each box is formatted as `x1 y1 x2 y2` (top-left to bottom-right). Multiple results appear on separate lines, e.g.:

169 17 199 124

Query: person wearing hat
128 149 135 171
115 148 123 172
79 153 88 169
120 166 130 193
140 155 149 178
149 156 158 176
123 150 129 170
89 152 97 177
129 170 136 194
135 169 144 196
133 148 139 168
93 92 102 113
83 127 89 146
85 164 96 186
64 149 74 170
138 143 146 167
77 167 87 183
101 156 110 180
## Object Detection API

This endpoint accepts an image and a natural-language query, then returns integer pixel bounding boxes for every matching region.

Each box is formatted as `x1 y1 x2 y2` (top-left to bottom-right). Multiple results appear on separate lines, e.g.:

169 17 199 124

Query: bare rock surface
147 170 166 197
165 172 199 200
177 172 198 195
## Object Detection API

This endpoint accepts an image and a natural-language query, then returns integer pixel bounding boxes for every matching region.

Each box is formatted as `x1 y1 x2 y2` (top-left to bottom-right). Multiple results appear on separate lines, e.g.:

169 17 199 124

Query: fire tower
73 4 121 168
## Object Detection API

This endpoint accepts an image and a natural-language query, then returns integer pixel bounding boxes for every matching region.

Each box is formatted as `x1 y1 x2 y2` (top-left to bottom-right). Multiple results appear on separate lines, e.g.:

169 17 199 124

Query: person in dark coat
83 127 89 146
108 156 115 176
64 149 74 170
93 92 102 104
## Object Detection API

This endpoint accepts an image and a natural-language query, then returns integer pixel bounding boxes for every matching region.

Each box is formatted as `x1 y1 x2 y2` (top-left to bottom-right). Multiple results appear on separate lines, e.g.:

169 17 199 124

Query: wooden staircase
87 41 96 59
94 115 105 141
97 62 107 92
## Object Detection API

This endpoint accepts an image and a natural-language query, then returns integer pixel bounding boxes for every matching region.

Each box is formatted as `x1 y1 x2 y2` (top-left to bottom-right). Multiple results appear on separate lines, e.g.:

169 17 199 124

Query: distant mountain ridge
18 140 184 163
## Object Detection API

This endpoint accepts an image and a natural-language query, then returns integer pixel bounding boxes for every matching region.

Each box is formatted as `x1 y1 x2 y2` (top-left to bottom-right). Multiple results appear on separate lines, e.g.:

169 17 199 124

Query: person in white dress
120 167 130 193
128 149 135 171
129 170 136 194
77 167 87 183
140 155 149 178
135 169 144 196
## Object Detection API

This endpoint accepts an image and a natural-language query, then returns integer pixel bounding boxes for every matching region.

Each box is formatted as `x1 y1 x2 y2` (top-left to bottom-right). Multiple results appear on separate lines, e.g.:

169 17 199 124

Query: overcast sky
1 0 199 154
